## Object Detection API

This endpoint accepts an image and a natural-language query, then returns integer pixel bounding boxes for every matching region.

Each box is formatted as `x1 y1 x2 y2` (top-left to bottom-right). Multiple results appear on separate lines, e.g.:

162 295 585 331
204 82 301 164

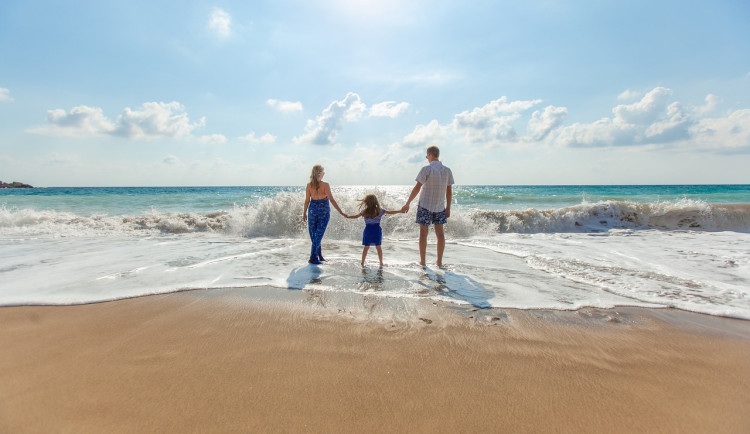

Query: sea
1 185 749 320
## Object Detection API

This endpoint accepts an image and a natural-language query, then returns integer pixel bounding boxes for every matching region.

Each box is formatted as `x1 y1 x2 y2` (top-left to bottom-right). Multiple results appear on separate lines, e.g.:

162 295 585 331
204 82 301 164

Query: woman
303 165 345 264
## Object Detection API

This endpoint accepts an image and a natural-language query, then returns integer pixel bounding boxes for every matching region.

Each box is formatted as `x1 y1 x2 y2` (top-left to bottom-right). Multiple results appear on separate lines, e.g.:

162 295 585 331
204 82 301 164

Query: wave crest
467 200 750 233
2 198 749 238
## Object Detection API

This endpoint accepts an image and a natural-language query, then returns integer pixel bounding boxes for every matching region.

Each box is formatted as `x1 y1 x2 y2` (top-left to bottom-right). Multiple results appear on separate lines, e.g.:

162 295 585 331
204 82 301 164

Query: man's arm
401 182 422 213
445 184 452 218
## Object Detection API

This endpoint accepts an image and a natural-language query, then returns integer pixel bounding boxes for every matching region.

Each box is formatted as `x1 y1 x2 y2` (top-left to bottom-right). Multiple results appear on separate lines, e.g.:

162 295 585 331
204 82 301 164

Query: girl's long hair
309 165 324 191
358 194 381 219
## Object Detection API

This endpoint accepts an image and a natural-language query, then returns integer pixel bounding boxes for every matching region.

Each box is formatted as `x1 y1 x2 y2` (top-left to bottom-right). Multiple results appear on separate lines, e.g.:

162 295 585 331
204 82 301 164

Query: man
401 146 454 267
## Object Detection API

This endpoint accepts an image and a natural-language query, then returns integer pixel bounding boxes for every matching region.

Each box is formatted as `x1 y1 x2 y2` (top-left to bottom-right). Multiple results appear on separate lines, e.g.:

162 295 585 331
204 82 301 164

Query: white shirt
416 161 454 212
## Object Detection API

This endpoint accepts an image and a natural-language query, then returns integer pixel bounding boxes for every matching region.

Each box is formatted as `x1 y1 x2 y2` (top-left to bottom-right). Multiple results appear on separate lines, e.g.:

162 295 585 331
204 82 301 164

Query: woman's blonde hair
358 194 382 219
309 165 324 190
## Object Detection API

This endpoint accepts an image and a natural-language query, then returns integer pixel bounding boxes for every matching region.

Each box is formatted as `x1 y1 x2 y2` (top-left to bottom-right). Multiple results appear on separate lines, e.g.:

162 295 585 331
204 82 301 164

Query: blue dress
362 209 386 246
307 197 330 262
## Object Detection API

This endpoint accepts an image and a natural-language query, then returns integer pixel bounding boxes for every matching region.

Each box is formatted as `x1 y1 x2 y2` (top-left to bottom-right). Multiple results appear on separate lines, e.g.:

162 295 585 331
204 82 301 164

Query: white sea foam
2 198 749 238
1 192 749 319
1 227 748 319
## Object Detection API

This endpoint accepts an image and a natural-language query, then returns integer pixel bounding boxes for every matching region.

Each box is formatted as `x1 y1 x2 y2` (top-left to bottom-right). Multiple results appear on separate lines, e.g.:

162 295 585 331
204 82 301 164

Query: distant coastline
0 181 33 188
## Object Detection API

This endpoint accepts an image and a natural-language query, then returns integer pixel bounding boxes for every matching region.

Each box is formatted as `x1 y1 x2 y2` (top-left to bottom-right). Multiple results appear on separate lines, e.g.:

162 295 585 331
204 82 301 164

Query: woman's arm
303 184 311 222
325 183 346 216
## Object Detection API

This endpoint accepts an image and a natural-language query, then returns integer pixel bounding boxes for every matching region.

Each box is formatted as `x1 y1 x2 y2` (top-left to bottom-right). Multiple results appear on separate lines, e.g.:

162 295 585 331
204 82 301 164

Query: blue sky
1 0 749 186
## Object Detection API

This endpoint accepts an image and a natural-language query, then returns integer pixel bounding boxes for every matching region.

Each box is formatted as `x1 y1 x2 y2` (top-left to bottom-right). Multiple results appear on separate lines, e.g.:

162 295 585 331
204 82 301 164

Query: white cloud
395 96 564 150
612 86 673 126
208 8 232 38
643 102 690 143
369 101 410 118
239 132 276 144
452 97 541 144
162 155 181 165
617 89 642 101
112 102 205 139
267 99 303 113
198 133 228 145
527 105 568 141
555 117 633 148
691 109 750 152
27 105 115 137
693 94 719 116
294 93 413 145
555 87 691 147
393 89 744 153
0 87 13 102
294 92 367 145
294 93 412 145
28 101 206 140
552 87 750 151
401 120 448 148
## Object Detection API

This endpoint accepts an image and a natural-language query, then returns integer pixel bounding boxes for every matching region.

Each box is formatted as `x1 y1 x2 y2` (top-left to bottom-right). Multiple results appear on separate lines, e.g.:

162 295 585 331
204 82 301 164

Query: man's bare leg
419 225 429 266
434 224 445 267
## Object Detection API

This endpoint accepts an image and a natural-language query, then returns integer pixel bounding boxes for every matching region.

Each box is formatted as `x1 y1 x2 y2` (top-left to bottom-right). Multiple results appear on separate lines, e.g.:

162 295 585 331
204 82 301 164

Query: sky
1 0 749 187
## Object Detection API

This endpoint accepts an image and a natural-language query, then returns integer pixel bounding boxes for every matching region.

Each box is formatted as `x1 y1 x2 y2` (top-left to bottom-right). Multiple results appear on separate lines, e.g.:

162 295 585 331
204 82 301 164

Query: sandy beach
1 287 749 433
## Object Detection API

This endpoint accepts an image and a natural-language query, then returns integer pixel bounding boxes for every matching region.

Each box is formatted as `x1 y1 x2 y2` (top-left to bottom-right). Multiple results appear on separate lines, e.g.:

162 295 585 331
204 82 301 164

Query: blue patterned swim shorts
416 206 447 226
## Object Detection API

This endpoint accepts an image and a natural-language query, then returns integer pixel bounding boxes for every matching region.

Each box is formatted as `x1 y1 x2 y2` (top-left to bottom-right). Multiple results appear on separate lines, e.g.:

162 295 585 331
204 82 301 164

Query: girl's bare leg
376 246 383 266
361 246 369 266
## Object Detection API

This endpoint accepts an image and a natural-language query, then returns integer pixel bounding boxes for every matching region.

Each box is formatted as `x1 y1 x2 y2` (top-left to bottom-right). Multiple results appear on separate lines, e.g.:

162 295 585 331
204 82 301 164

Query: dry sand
1 287 749 433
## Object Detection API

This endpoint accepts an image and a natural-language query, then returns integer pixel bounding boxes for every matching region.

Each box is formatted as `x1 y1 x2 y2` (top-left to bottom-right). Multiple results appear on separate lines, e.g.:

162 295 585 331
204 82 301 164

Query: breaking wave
2 195 749 238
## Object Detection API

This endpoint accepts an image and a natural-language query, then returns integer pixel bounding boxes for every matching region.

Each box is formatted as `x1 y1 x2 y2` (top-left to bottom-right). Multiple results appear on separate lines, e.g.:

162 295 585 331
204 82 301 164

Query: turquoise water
453 184 750 210
3 185 748 216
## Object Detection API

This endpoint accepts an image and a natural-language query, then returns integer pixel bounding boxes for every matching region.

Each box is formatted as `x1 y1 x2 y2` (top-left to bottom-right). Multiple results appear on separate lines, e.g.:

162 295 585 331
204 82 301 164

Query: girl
346 194 402 266
303 165 346 264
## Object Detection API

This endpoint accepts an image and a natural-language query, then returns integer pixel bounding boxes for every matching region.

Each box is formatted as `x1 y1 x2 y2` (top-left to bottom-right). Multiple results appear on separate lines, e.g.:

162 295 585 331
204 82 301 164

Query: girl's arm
302 184 311 222
344 213 361 219
325 183 346 216
384 209 402 215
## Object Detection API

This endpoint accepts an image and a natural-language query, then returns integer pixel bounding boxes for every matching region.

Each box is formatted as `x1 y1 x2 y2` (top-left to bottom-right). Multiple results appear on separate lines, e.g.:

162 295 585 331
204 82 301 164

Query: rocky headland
0 181 34 188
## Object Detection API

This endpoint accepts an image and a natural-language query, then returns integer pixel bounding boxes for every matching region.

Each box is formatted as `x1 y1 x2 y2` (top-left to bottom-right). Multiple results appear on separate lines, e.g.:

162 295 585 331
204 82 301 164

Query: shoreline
3 285 749 336
2 287 750 433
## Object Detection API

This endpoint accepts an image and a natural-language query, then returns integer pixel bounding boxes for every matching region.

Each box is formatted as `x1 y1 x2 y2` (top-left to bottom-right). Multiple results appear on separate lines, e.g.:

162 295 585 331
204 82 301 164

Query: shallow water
1 185 749 319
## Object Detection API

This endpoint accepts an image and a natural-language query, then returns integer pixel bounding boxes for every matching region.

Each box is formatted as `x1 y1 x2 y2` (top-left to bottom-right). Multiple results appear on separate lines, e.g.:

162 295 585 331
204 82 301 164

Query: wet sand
1 287 749 433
